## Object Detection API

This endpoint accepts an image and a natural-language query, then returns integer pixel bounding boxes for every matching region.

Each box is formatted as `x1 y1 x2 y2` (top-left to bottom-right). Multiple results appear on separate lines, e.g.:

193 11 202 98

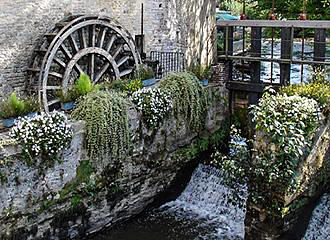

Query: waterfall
160 164 248 240
303 194 330 240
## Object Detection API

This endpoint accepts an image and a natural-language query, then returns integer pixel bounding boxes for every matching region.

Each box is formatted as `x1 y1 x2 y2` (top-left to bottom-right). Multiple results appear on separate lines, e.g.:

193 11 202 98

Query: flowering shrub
10 111 73 163
280 81 330 116
250 89 321 158
132 88 173 128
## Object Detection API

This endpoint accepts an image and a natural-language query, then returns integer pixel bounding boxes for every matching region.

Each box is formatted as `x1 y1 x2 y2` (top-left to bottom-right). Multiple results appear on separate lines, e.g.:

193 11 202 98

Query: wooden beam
217 20 330 29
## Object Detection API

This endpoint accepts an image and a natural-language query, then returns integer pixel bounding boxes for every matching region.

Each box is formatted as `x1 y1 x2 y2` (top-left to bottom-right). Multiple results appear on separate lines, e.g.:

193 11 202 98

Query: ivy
159 72 209 132
71 91 130 161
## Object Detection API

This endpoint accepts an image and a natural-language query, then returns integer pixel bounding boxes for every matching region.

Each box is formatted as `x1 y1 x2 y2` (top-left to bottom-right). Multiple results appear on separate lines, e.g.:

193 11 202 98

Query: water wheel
28 15 141 112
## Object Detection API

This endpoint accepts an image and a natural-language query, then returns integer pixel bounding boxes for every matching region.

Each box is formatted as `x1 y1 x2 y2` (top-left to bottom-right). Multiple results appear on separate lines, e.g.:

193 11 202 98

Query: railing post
280 27 292 85
224 26 234 82
314 28 326 72
249 27 262 105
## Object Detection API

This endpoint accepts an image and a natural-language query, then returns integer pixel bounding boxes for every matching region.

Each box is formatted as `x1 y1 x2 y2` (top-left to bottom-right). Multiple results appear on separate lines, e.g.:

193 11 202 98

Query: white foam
160 164 248 240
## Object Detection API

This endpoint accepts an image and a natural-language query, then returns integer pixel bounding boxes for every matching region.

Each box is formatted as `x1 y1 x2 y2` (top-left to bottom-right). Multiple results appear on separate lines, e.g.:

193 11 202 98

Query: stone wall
0 0 216 98
0 84 228 240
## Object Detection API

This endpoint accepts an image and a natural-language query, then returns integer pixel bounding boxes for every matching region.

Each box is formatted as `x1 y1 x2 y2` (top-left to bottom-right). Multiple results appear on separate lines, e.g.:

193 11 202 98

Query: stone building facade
0 0 216 98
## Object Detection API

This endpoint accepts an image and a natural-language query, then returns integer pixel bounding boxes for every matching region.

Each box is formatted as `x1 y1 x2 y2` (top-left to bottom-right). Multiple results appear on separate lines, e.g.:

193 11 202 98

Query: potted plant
58 87 79 111
0 93 26 128
59 73 98 111
136 64 156 87
24 96 40 118
188 63 211 86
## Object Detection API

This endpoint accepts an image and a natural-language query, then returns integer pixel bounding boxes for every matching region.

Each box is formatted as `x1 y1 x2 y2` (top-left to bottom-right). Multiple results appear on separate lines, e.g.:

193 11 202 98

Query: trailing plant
280 80 330 116
71 91 130 160
10 111 73 166
159 72 209 131
187 63 211 80
132 88 172 128
135 64 154 80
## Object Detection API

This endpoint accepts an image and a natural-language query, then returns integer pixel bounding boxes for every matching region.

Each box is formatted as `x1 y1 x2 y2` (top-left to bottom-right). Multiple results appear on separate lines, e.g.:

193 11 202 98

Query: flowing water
233 40 330 84
94 164 248 240
303 194 330 240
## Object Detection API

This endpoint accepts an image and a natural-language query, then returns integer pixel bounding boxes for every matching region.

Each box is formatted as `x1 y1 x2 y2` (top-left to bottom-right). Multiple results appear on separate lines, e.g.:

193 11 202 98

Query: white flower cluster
132 88 173 127
250 91 321 158
10 111 73 158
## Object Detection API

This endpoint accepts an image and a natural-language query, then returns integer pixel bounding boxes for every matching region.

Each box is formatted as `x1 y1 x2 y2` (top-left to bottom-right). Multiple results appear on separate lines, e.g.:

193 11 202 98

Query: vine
159 72 209 132
71 91 130 161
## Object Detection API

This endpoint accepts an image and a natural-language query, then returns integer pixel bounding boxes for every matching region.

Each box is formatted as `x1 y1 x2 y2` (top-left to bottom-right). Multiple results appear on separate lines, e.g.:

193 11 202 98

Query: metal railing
150 51 185 79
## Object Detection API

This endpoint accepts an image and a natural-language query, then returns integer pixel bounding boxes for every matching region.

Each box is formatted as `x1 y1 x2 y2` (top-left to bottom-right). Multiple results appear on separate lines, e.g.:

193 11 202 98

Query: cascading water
93 164 248 240
303 194 330 240
160 164 248 240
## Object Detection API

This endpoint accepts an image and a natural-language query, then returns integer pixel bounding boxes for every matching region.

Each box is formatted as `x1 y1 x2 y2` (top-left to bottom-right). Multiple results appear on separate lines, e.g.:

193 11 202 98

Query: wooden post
314 29 326 71
224 26 234 82
280 27 292 85
248 27 262 105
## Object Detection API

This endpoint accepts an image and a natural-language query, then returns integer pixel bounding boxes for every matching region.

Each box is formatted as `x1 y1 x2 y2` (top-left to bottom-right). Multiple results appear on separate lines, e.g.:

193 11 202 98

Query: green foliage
76 73 93 96
280 75 330 116
71 91 130 160
135 64 154 80
124 78 143 95
0 93 40 119
58 88 79 103
187 64 211 81
251 89 321 159
244 0 329 20
159 72 209 132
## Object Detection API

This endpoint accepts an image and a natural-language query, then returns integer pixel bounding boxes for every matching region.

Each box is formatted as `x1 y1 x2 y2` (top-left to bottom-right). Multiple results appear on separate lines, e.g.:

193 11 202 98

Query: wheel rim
28 15 141 112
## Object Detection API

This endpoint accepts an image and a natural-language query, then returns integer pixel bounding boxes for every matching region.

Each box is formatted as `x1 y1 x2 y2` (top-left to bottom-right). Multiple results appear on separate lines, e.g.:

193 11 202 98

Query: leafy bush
10 111 73 164
135 64 154 80
187 63 211 80
124 78 143 95
71 91 130 160
280 81 330 116
159 72 209 131
132 88 172 128
0 93 39 119
250 89 321 158
76 73 93 96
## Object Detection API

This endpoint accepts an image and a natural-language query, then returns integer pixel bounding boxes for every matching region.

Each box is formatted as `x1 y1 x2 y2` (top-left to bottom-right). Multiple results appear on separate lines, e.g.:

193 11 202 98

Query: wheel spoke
60 45 72 59
98 27 107 48
94 63 110 83
117 56 130 67
45 86 62 90
78 28 87 49
54 57 67 68
106 34 117 52
112 45 123 59
47 98 60 106
119 68 133 77
69 34 79 53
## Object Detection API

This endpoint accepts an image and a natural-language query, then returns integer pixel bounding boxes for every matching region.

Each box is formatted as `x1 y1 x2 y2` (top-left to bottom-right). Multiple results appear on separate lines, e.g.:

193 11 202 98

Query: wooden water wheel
28 15 141 112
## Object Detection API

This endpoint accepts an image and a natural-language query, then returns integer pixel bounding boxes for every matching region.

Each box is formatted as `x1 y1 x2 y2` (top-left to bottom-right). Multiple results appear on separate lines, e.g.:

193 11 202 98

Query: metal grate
150 51 185 79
